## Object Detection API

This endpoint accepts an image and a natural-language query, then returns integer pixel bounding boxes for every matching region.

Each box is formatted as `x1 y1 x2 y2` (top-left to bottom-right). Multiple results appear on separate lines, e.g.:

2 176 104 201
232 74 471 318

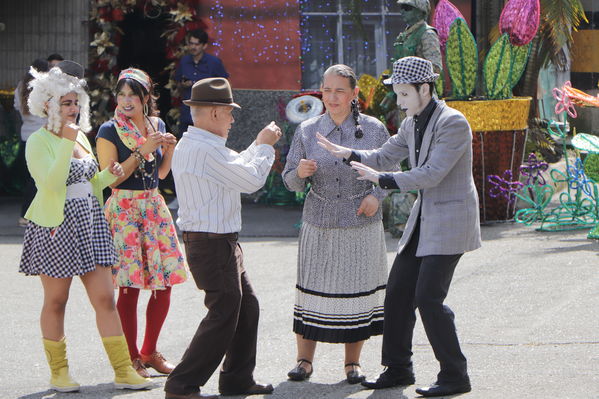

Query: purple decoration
488 170 524 204
431 0 466 51
519 153 548 186
499 0 540 46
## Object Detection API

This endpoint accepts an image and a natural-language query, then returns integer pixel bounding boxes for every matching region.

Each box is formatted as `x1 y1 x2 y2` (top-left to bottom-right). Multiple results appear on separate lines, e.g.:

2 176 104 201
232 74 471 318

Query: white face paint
393 83 428 117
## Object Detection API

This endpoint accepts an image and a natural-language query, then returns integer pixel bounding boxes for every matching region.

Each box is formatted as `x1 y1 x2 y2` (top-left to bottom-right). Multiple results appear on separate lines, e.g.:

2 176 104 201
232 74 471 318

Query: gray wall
0 0 89 88
227 89 299 152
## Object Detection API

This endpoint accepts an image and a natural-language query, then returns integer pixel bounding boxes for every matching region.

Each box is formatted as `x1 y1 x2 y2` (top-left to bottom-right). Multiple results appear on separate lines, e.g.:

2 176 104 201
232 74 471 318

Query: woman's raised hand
140 131 164 155
316 132 352 159
297 159 318 178
161 132 177 153
61 123 80 141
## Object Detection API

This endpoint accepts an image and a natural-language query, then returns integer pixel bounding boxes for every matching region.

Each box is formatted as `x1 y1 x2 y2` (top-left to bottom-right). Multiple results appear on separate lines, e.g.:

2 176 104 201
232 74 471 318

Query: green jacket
24 127 117 227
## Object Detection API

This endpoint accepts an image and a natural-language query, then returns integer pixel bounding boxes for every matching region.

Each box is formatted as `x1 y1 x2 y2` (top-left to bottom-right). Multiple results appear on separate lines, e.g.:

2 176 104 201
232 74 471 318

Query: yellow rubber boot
42 337 80 392
102 335 151 390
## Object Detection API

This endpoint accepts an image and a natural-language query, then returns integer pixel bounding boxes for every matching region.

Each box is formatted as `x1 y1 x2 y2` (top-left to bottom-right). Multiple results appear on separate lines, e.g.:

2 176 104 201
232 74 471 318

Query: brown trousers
164 232 259 395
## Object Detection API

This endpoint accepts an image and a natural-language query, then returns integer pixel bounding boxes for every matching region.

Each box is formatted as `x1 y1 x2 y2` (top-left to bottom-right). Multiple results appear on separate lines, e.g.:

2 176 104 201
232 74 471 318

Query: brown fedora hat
183 77 241 109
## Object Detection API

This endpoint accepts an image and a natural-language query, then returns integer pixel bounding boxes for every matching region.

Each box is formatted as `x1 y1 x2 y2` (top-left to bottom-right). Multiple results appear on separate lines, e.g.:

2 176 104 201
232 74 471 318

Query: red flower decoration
499 0 540 46
432 0 466 51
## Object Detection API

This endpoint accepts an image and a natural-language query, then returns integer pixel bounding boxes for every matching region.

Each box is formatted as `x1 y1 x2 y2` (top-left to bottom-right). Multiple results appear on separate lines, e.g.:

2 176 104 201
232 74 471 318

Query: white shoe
167 198 178 210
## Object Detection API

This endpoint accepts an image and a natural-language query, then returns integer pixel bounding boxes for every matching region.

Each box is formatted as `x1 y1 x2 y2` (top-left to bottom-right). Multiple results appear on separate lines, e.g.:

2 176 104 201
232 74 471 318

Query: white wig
27 66 91 133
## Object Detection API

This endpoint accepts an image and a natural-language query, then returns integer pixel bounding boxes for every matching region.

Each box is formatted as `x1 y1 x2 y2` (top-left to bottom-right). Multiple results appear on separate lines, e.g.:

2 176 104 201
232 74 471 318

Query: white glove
351 161 380 184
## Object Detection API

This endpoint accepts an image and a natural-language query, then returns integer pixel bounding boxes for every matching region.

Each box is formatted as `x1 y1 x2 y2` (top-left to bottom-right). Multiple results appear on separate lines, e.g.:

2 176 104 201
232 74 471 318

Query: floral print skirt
104 188 187 290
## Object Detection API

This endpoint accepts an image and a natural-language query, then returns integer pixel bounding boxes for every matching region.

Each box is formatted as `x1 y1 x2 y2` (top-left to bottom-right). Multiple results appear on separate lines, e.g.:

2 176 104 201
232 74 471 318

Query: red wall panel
202 0 302 90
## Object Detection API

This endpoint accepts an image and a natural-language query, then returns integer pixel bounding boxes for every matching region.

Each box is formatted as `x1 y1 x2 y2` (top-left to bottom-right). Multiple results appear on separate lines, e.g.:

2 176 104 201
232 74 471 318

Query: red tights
116 286 172 360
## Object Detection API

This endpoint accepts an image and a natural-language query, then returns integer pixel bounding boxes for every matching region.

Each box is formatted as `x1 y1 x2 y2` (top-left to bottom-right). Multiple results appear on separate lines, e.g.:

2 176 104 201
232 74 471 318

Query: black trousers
382 221 468 383
165 232 259 395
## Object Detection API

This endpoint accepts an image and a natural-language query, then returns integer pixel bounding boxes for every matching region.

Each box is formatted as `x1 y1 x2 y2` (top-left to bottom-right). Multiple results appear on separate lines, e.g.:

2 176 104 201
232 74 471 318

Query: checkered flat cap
383 56 439 85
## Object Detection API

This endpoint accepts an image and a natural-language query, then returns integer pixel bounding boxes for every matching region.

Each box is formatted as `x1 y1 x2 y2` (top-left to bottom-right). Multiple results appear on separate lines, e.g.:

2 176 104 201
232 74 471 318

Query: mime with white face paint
317 56 481 398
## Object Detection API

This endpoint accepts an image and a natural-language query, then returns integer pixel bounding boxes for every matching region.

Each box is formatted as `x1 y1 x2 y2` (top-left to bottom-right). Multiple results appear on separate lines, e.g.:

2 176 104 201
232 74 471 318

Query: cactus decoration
445 18 477 99
483 34 513 99
432 0 538 100
507 42 532 89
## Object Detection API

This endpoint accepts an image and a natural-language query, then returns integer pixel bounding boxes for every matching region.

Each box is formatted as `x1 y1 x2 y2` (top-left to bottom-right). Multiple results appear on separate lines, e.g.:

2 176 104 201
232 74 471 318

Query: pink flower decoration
552 81 577 118
432 0 466 51
499 0 540 46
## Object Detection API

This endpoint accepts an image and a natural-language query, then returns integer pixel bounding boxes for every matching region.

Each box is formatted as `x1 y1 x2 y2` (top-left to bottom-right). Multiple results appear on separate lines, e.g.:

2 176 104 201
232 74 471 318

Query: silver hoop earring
143 103 149 115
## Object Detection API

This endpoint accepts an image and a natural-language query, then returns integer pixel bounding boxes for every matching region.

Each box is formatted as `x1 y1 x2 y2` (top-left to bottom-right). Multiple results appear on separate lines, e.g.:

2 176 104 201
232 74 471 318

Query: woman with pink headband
96 68 187 378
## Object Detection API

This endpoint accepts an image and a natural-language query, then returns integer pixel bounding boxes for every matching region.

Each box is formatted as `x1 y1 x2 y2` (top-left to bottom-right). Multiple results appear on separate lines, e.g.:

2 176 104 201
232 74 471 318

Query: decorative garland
88 0 206 129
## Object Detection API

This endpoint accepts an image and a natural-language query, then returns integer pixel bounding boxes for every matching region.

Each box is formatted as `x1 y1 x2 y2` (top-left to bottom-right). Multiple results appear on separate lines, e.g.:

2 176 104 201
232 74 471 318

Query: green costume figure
381 0 444 239
393 0 442 73
382 0 443 115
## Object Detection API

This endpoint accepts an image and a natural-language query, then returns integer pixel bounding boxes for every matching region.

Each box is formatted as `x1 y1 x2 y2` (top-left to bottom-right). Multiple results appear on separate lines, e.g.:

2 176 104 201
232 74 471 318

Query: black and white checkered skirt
19 196 118 278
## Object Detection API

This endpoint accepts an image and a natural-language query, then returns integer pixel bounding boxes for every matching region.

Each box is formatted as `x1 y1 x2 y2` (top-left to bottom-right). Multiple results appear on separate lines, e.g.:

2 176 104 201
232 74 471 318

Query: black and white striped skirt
293 221 387 343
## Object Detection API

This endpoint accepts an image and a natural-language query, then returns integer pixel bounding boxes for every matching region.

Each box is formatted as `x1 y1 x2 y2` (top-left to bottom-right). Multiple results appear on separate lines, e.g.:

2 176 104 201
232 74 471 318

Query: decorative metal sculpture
487 170 524 205
505 81 599 238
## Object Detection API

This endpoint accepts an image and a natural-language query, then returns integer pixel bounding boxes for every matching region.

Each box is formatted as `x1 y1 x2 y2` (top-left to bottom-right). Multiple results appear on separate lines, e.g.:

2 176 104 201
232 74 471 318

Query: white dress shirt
172 126 275 233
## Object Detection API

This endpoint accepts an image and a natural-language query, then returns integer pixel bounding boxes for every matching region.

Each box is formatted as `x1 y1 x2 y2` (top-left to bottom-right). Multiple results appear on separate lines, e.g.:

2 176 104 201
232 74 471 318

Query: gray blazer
356 101 482 256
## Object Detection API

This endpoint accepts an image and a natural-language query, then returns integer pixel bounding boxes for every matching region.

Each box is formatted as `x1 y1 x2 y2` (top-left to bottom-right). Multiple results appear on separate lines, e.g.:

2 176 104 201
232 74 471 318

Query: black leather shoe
220 383 274 396
345 362 366 384
415 380 471 397
361 367 415 389
287 359 313 381
165 391 218 399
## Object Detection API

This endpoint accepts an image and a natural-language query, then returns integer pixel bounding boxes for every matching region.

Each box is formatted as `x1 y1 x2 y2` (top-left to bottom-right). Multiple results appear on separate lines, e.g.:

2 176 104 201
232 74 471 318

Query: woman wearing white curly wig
18 61 151 392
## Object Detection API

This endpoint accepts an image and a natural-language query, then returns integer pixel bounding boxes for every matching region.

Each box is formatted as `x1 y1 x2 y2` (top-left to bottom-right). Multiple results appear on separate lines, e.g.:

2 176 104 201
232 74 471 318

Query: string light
207 0 403 88
208 0 301 65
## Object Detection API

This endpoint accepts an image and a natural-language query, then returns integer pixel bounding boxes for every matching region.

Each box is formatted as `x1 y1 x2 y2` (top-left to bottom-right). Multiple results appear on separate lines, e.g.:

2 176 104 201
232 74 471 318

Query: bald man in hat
165 77 281 399
318 56 481 397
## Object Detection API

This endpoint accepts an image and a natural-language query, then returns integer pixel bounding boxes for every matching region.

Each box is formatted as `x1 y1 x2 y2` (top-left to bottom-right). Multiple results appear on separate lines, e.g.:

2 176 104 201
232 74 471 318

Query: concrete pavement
0 198 598 398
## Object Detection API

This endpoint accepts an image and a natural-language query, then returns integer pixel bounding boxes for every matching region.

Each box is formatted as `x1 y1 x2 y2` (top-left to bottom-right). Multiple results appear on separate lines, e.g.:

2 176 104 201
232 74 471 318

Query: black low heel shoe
287 359 313 381
345 363 366 384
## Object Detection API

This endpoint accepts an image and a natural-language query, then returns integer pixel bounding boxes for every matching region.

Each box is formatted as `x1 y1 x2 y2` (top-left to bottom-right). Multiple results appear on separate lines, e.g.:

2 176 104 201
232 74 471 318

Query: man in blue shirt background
175 29 229 135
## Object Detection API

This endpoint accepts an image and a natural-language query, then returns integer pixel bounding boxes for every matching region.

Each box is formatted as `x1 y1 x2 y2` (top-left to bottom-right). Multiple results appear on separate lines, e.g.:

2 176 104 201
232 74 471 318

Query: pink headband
118 68 151 92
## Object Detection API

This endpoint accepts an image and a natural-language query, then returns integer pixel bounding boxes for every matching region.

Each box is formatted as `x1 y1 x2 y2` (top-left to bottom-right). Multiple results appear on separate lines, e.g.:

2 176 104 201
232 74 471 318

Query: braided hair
322 64 363 139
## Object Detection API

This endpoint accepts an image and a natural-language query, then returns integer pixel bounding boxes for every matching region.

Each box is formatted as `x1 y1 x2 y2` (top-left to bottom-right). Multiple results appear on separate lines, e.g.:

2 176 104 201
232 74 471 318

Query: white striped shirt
172 126 275 233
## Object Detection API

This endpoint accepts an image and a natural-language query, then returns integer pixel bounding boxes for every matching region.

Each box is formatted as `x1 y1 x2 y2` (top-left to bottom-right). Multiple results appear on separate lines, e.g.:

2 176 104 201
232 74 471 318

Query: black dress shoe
287 359 313 381
345 362 366 384
165 391 218 399
220 383 274 396
415 380 471 397
361 367 415 389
